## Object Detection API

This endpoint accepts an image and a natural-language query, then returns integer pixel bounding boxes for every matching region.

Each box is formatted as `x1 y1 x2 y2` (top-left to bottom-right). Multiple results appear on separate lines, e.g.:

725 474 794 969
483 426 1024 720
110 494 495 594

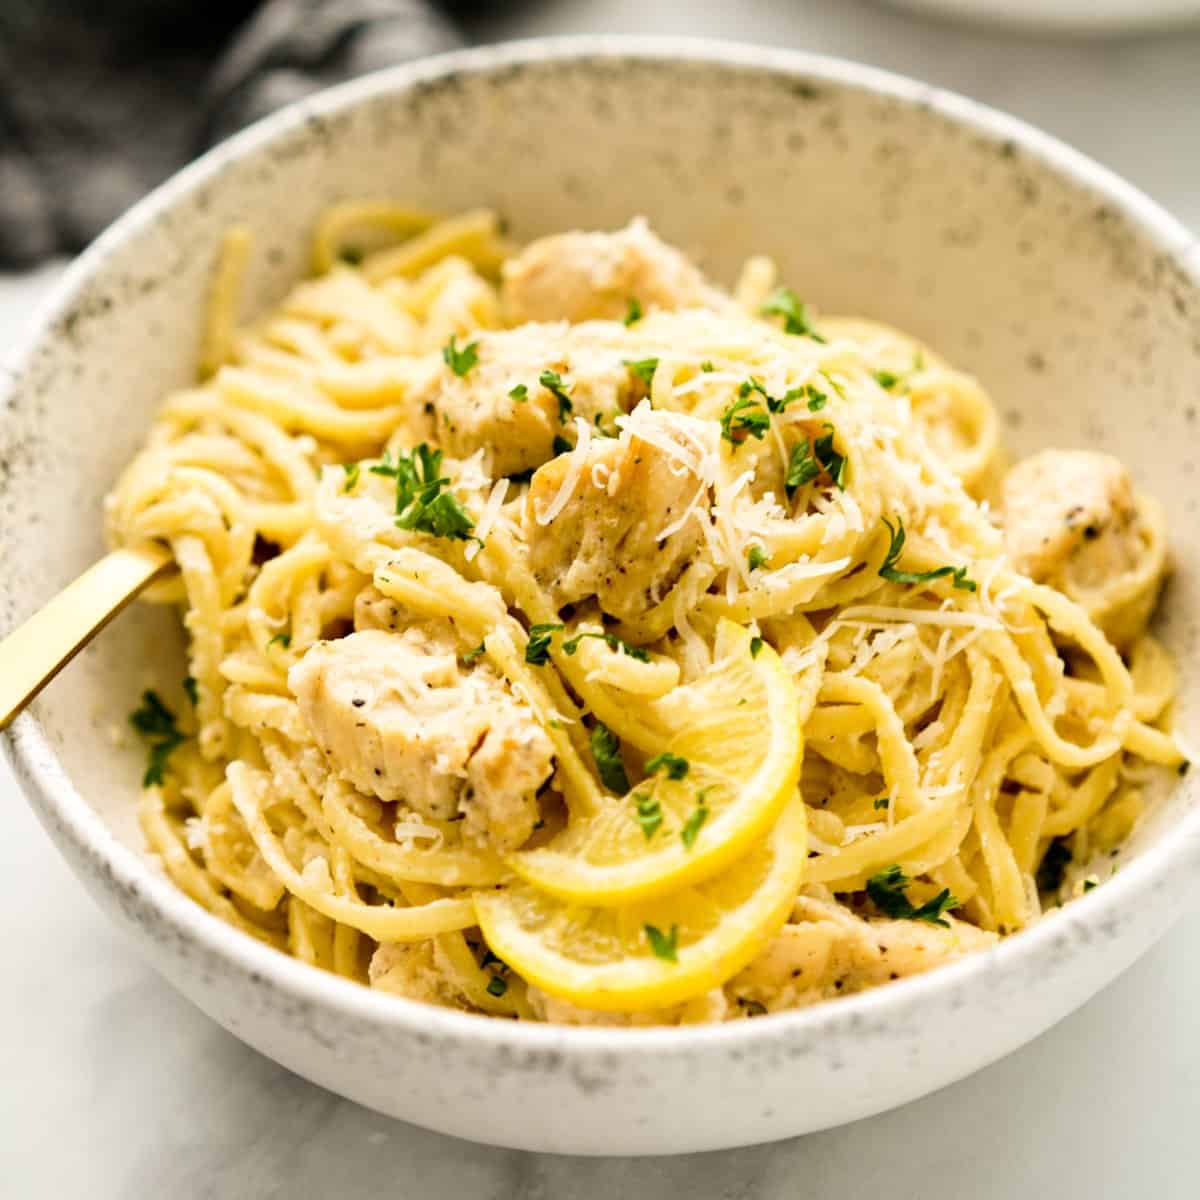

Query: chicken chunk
402 322 637 477
523 406 714 621
289 627 554 852
1002 449 1166 644
503 218 730 325
726 890 996 1014
369 941 468 1009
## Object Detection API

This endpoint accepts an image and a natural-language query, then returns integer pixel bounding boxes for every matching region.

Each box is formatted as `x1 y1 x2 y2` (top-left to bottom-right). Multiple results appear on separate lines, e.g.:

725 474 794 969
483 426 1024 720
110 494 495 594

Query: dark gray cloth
0 0 460 267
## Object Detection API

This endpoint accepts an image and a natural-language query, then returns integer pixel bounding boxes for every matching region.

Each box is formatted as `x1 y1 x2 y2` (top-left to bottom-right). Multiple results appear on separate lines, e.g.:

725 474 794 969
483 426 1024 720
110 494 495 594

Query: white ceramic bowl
3 39 1199 1157
880 0 1200 34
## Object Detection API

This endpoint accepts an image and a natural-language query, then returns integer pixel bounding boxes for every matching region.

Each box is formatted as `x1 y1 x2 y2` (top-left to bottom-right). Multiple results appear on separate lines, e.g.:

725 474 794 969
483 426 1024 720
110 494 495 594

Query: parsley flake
720 395 771 445
624 357 659 387
372 444 478 543
486 976 508 997
338 245 364 266
442 334 479 378
591 723 630 794
878 517 976 592
268 632 291 649
634 791 663 840
747 544 769 571
873 796 890 811
525 622 564 666
460 643 486 665
866 864 958 926
508 383 528 402
873 369 901 390
343 462 360 493
750 636 765 659
540 369 573 421
680 800 709 850
645 752 690 781
644 923 679 962
129 690 185 787
760 286 827 342
700 360 715 372
624 297 643 326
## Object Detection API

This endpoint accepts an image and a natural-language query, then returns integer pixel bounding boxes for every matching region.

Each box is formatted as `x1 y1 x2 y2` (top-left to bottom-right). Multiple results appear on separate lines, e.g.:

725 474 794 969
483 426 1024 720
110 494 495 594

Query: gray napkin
0 0 461 267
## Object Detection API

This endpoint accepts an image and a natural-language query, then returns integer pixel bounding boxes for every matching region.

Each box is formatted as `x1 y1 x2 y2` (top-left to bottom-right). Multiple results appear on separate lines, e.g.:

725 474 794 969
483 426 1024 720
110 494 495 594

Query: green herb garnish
540 369 573 421
634 791 663 840
700 360 715 372
442 333 479 378
268 632 291 649
624 357 659 387
591 723 630 794
561 630 650 663
760 286 827 342
525 622 564 666
750 636 764 659
866 864 958 926
338 245 364 266
878 517 976 591
873 370 900 390
129 690 185 787
720 395 771 444
747 544 769 571
644 923 679 962
680 800 709 850
371 444 478 542
645 752 690 781
486 976 508 997
343 462 360 493
460 643 486 665
508 383 528 402
624 297 643 326
873 796 890 811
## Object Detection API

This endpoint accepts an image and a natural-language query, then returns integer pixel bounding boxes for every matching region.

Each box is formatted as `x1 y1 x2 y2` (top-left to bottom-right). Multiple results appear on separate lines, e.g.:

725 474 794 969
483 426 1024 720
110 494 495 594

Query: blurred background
2 2 1200 1197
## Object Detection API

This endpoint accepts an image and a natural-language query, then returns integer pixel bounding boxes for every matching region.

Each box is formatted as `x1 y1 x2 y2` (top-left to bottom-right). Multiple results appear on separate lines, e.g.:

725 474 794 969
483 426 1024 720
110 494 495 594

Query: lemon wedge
475 796 807 1012
509 620 802 906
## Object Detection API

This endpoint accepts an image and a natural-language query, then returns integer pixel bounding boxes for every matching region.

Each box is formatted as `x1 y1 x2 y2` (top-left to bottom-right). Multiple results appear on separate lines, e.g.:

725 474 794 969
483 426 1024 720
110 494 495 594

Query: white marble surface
3 2 1200 1194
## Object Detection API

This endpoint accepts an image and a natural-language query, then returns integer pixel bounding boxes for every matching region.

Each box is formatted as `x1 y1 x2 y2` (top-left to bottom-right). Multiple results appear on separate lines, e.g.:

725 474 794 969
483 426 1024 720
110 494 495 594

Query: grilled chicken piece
523 406 713 621
290 627 554 852
402 322 636 477
1002 449 1166 644
726 890 995 1014
502 218 730 326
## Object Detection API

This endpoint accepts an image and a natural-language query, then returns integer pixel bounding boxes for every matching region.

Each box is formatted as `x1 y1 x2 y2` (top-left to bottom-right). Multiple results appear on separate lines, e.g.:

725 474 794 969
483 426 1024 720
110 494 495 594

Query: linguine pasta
107 207 1185 1024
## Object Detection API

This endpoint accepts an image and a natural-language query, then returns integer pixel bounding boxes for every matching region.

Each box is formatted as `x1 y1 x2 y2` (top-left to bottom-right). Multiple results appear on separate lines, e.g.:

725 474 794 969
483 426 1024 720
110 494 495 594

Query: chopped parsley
486 976 508 998
634 791 663 839
540 369 573 421
747 544 769 571
680 799 710 849
720 395 771 444
645 752 690 781
562 630 650 662
624 357 659 387
337 245 364 266
873 369 900 390
873 796 890 811
442 333 479 378
508 383 528 402
460 642 486 665
525 622 564 666
129 690 185 787
552 435 573 456
750 636 765 659
805 383 829 411
644 923 679 962
878 517 976 592
182 676 198 706
1037 838 1072 893
760 286 827 342
624 297 643 326
1083 879 1098 893
785 428 846 496
268 632 291 649
591 722 630 794
866 865 958 926
342 462 360 493
700 360 715 372
371 444 478 543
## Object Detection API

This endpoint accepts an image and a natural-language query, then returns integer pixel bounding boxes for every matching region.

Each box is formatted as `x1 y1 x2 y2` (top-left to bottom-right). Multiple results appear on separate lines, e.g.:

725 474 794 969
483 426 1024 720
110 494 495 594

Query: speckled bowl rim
4 36 1199 1059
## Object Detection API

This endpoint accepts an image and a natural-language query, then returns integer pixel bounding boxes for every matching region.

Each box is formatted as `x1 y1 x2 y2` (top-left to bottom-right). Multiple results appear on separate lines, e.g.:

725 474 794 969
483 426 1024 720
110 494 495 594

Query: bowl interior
3 44 1198 885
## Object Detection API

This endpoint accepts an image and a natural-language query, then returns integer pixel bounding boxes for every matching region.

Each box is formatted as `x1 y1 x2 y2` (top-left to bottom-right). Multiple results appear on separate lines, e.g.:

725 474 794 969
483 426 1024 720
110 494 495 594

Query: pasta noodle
108 207 1187 1024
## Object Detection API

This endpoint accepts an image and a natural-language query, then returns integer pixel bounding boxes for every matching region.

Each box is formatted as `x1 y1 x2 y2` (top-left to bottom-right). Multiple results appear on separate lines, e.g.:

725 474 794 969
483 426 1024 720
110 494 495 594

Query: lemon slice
508 620 802 906
475 796 807 1012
